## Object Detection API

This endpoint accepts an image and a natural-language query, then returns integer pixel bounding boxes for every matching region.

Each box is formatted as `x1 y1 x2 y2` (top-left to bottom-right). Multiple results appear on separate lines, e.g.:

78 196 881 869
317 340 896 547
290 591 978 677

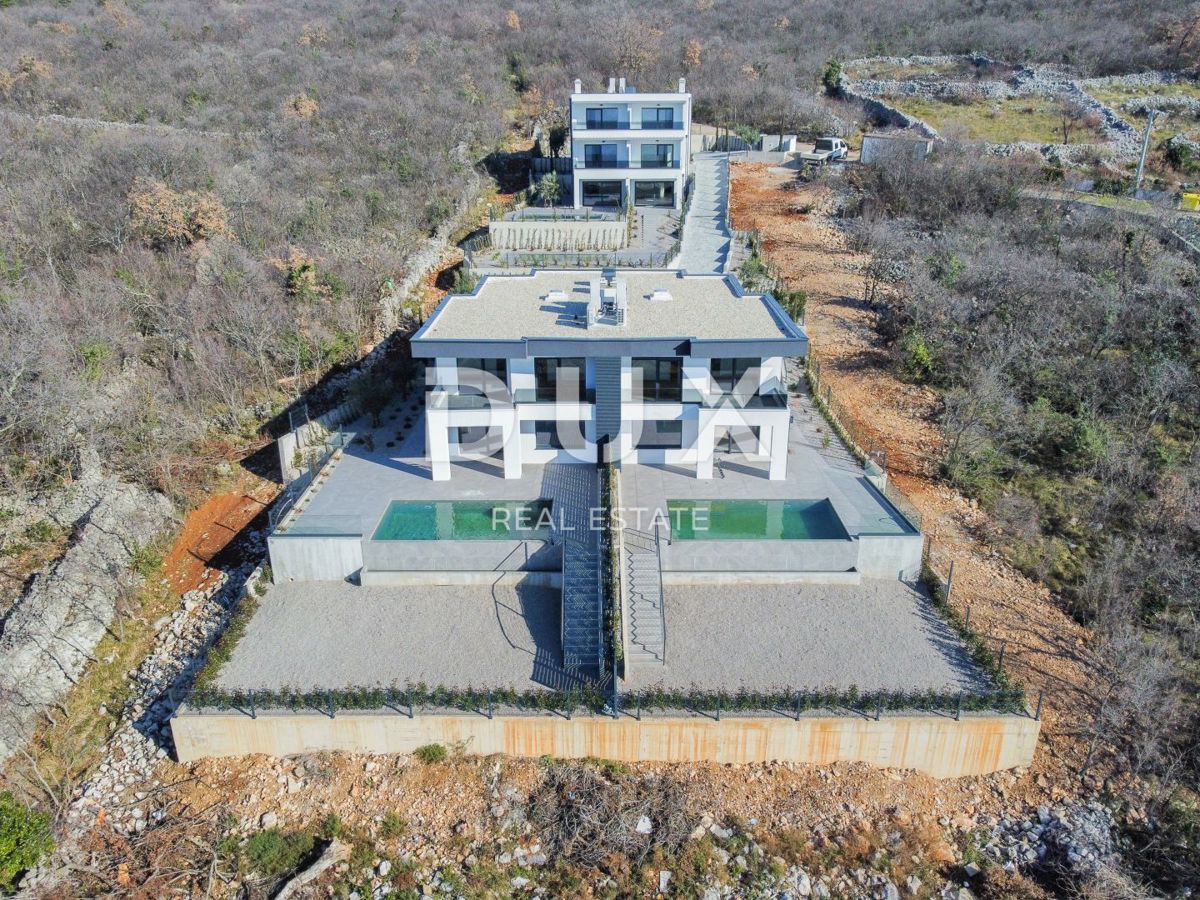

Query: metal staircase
561 539 603 671
623 528 667 667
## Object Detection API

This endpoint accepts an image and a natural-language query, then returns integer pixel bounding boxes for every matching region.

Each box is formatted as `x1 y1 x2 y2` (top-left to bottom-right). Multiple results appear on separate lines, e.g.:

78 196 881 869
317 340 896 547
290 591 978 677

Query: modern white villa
412 269 804 481
569 77 691 209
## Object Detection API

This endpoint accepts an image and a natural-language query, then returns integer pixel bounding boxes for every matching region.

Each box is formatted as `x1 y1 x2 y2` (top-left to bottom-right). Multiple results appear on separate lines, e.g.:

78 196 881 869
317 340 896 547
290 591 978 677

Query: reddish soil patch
162 478 274 597
729 162 1108 793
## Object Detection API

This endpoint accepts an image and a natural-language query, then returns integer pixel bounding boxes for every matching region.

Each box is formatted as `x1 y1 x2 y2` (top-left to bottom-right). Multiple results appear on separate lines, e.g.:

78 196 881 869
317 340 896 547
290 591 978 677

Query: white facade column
696 414 716 479
502 413 523 479
768 417 788 481
756 424 770 457
428 407 451 481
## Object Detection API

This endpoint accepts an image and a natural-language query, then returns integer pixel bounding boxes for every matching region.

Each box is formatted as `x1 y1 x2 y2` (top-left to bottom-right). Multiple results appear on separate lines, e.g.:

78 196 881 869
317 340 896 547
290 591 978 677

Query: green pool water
371 499 554 540
666 499 849 540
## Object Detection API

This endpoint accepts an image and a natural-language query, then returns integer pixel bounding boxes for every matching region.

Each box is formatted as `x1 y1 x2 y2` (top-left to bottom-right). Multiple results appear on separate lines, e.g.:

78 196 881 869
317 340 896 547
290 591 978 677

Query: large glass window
641 107 675 129
534 357 586 401
639 143 674 167
709 358 760 392
525 419 586 450
636 419 683 449
633 181 675 207
584 143 618 166
581 180 623 206
632 358 682 401
456 358 507 391
585 107 619 128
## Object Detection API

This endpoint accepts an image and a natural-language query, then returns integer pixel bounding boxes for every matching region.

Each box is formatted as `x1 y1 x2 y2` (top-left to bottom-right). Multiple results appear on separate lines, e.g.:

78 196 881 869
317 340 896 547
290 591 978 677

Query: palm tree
538 172 562 207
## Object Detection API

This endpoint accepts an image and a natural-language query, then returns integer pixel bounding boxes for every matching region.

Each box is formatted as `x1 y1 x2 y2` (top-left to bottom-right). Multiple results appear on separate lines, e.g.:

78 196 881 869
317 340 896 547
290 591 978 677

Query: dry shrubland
0 0 1192 502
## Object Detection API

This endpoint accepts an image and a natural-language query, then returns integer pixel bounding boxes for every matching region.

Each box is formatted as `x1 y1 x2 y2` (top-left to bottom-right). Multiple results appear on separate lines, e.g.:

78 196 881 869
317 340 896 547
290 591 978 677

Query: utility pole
1132 109 1160 197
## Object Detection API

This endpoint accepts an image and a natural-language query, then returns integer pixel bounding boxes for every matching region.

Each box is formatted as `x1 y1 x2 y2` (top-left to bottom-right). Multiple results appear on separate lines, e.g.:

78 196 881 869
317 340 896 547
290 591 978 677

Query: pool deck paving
288 374 911 544
215 577 985 695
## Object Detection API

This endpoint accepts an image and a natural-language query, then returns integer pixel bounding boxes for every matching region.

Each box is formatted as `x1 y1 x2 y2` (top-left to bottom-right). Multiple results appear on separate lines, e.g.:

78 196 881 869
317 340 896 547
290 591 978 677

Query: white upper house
569 77 691 210
410 269 807 482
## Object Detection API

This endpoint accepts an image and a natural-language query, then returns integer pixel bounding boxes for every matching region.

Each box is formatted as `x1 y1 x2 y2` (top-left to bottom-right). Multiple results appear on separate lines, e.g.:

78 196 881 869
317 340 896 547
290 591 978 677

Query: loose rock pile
979 800 1119 878
67 548 267 836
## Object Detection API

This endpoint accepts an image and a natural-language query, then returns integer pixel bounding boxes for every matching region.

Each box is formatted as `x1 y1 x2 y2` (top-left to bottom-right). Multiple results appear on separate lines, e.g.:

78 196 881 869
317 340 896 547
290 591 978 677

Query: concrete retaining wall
662 538 859 574
856 534 925 580
361 538 560 574
269 534 363 583
489 219 627 252
171 709 1040 778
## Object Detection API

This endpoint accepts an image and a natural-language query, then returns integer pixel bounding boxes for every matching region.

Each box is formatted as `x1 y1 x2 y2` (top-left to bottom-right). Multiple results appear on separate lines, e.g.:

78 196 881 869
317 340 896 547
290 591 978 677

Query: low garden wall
172 708 1039 778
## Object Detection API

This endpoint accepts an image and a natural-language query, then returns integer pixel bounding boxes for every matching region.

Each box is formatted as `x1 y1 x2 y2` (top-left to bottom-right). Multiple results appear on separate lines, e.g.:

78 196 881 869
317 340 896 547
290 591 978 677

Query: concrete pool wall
268 526 923 584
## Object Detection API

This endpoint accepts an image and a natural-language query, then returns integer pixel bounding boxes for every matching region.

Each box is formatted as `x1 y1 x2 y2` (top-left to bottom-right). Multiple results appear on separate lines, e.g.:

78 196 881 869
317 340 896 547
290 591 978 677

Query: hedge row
186 682 1027 717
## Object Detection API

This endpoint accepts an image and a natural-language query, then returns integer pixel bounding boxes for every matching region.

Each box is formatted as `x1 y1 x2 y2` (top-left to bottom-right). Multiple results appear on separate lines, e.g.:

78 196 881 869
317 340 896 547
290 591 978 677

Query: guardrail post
636 692 641 722
1035 690 1044 720
408 687 414 719
327 692 335 719
998 641 1006 673
794 692 801 721
249 690 256 720
875 696 882 721
964 604 971 632
956 691 962 721
715 697 721 722
487 691 493 720
946 560 956 604
566 689 572 721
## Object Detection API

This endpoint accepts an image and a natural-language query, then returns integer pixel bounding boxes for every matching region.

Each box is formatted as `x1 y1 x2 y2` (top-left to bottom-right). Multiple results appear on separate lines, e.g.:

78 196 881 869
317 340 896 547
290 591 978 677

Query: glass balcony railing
576 159 681 170
579 120 685 131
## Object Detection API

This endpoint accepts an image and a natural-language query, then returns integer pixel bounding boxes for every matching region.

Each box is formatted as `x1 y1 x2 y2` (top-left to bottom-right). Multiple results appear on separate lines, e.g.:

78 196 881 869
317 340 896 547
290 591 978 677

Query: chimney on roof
607 77 616 94
574 78 582 94
678 77 686 93
618 76 626 93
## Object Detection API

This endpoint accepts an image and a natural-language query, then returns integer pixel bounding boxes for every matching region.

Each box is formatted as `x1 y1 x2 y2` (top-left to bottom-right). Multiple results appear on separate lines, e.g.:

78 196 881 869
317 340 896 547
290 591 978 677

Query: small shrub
381 812 407 838
244 827 315 877
317 813 343 840
821 57 843 95
0 793 53 891
414 743 448 764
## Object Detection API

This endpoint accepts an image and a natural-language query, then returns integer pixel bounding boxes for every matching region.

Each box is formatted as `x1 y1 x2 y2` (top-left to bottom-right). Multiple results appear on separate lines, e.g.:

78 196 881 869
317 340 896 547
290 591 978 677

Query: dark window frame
534 357 586 401
709 358 760 392
632 357 682 402
636 418 684 450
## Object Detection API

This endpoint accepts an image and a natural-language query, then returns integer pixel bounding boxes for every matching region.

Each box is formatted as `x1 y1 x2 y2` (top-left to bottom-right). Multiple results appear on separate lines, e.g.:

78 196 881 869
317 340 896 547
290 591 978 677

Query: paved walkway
674 153 733 273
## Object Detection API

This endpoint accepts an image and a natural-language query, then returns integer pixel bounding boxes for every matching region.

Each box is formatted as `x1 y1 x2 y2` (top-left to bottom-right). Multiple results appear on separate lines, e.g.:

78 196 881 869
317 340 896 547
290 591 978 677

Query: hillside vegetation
0 0 1193 504
846 148 1200 890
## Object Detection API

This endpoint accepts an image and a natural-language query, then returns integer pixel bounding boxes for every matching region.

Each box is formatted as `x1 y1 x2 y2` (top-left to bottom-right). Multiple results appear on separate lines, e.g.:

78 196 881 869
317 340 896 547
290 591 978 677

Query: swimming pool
666 499 849 540
371 499 554 541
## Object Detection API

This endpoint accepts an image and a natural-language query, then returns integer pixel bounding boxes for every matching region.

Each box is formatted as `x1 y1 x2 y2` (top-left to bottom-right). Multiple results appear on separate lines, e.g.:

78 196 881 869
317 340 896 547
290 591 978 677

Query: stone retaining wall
172 709 1040 778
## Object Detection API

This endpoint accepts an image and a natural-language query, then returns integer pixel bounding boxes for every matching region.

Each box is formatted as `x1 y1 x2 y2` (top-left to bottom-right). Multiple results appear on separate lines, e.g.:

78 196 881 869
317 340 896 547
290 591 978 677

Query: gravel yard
625 581 986 692
216 577 984 695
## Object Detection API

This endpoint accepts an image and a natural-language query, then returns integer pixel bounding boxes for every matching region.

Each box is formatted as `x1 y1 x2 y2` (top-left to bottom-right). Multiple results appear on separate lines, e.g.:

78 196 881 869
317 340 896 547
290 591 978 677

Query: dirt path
729 163 1107 795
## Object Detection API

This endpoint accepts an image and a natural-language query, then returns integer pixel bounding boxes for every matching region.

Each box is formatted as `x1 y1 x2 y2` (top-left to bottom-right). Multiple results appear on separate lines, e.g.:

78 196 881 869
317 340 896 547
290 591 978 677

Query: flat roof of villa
412 269 805 348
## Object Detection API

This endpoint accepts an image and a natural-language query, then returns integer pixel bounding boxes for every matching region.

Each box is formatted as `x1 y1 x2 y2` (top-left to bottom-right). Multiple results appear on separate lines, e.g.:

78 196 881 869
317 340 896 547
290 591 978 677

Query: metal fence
268 424 353 533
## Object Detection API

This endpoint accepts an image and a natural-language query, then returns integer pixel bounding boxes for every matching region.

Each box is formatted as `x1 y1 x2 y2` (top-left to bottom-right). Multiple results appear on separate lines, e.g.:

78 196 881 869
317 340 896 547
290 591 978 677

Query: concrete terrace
215 578 985 695
285 384 911 545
